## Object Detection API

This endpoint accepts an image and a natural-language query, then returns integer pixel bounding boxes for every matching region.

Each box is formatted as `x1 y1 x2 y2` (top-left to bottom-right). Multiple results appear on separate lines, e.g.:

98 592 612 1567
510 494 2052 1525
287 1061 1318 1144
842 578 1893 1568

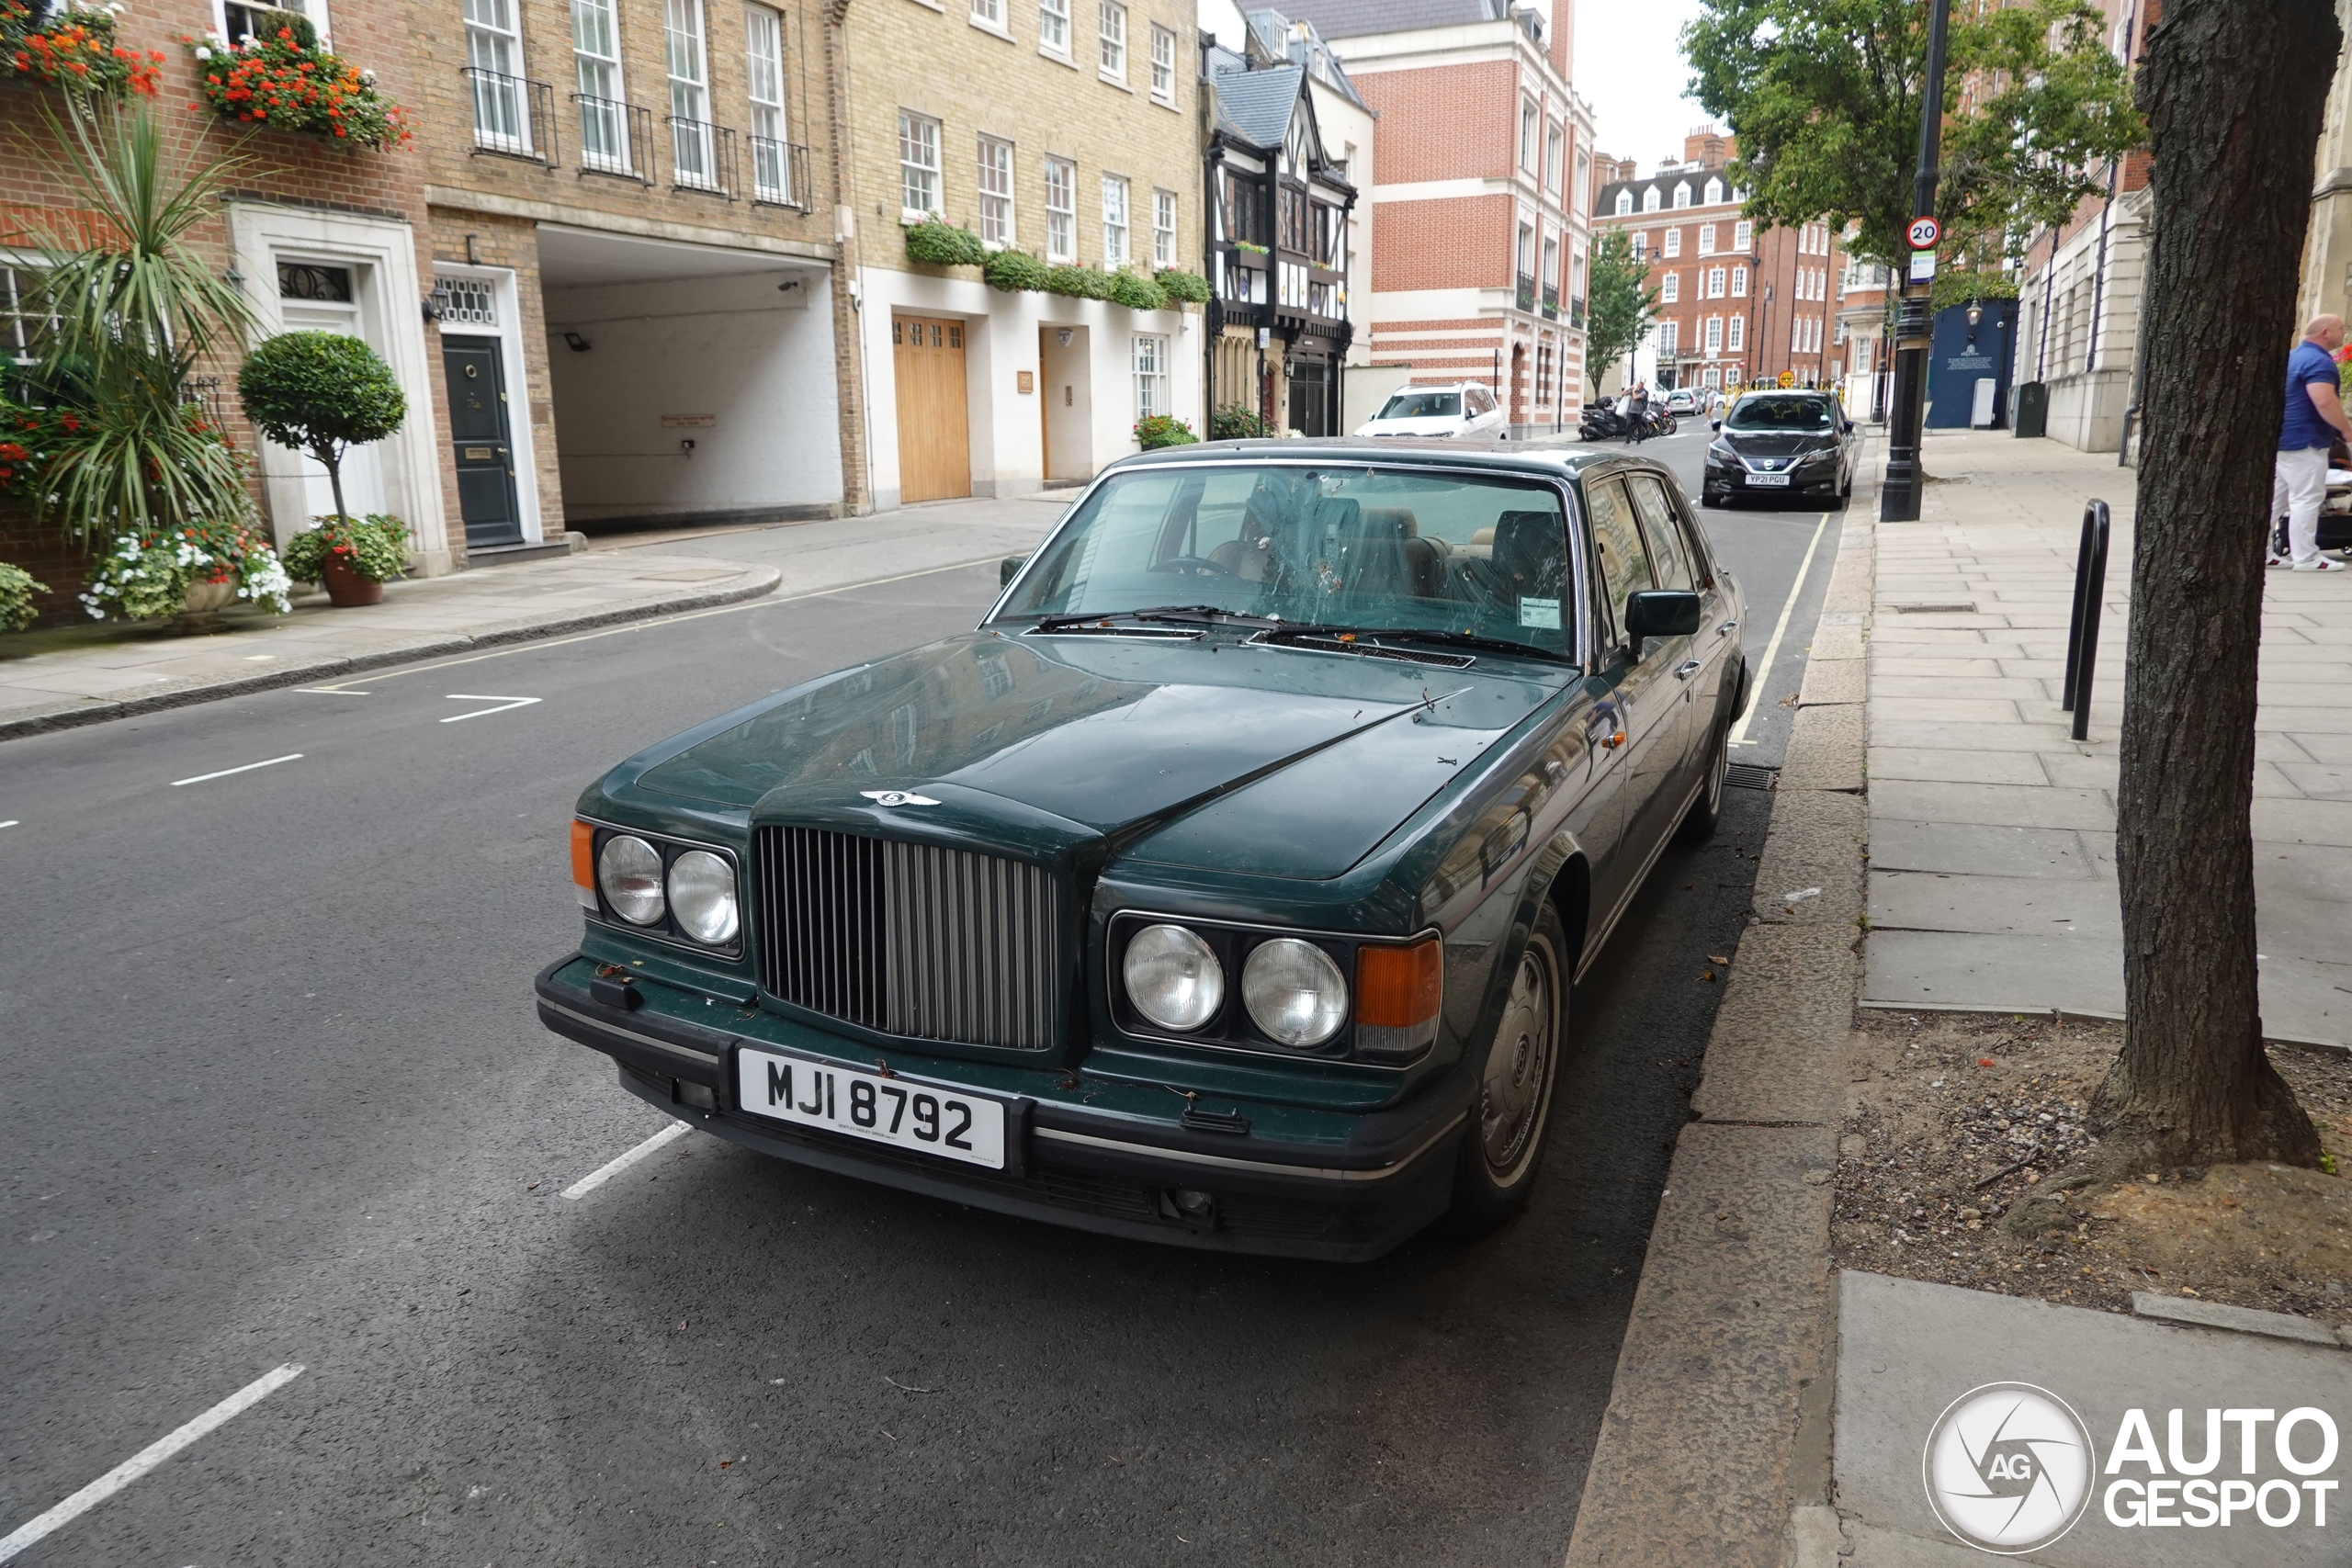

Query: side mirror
1843 419 1856 434
1624 589 1702 642
999 554 1031 587
1710 419 1723 433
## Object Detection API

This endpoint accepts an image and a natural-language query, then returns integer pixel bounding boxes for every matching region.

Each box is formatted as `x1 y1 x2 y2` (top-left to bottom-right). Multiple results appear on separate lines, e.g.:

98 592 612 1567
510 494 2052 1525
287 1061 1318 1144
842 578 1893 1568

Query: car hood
1716 429 1839 461
1355 416 1468 437
627 631 1569 881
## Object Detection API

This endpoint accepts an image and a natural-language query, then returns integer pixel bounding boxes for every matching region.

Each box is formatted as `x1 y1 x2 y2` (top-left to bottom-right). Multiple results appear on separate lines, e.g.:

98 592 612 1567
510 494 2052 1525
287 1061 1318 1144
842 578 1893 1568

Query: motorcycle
1578 402 1633 442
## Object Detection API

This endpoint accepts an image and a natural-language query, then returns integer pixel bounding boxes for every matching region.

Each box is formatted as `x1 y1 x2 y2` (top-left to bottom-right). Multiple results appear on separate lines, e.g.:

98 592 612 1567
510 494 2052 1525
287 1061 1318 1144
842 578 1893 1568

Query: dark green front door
441 337 522 548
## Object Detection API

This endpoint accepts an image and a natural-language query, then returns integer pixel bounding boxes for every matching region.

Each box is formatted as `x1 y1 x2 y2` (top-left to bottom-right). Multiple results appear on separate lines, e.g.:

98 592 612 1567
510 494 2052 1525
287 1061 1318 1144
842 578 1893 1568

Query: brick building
1281 0 1595 438
842 0 1201 508
1589 129 1847 397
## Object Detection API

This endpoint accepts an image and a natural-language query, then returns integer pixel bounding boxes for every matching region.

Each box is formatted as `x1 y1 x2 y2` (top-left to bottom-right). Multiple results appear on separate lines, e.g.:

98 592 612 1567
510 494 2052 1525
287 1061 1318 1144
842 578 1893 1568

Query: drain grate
1725 762 1780 792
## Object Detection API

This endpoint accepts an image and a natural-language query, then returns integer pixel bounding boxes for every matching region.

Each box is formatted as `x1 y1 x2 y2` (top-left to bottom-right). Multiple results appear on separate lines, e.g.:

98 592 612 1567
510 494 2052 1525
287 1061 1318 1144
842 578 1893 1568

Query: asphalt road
0 459 1841 1567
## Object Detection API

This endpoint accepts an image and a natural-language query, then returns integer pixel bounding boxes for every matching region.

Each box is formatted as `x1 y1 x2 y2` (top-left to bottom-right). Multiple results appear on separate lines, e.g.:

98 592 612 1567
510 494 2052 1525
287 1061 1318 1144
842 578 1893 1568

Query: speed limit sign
1908 216 1940 250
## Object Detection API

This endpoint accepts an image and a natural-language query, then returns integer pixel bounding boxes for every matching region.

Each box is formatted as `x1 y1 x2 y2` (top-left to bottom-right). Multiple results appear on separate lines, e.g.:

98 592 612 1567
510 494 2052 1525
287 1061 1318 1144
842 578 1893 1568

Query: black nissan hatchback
1701 390 1857 508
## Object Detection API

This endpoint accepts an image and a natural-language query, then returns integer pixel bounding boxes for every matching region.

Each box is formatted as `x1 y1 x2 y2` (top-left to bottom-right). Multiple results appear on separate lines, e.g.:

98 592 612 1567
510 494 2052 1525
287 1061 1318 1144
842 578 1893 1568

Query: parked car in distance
537 442 1748 1261
1664 388 1699 415
1353 382 1509 440
1702 389 1858 508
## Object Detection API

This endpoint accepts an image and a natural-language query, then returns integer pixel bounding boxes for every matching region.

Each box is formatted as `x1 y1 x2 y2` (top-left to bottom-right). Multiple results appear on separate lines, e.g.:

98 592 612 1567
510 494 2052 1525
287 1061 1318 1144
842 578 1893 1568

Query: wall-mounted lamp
562 332 591 352
1056 328 1074 348
1964 301 1984 351
679 438 696 456
421 296 443 324
777 277 802 294
224 265 245 285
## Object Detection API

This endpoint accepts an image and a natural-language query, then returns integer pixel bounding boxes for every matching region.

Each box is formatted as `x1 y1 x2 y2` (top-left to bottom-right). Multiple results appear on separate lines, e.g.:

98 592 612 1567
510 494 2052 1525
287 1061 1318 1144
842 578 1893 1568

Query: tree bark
2090 0 2338 1171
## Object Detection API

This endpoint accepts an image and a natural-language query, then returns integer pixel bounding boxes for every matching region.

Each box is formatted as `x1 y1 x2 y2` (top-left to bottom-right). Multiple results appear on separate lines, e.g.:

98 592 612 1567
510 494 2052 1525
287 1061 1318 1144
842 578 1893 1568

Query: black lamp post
1880 0 1953 522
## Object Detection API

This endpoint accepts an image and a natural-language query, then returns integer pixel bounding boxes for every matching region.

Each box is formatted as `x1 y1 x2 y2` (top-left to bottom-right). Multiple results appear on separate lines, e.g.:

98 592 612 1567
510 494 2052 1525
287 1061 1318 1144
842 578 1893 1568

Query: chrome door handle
1716 619 1739 637
1673 659 1703 681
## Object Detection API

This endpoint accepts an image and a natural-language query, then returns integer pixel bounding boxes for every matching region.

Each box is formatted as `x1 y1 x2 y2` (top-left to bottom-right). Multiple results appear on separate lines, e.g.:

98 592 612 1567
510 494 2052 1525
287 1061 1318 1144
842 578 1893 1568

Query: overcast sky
1568 0 1717 175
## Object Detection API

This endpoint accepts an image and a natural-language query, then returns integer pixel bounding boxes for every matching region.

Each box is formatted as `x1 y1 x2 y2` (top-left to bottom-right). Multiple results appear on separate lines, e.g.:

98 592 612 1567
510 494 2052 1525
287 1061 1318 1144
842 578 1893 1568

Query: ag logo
1923 1382 2097 1554
1909 215 1941 250
860 789 941 807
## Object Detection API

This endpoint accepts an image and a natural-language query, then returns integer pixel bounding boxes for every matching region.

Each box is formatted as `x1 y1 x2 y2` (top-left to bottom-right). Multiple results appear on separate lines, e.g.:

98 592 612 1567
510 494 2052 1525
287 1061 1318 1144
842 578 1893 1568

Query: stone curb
1566 480 1875 1568
0 564 784 744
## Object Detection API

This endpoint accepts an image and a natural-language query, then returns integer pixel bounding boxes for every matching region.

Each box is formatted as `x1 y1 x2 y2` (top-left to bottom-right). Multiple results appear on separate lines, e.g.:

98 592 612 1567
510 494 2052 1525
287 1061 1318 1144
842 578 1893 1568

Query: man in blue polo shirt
2275 314 2352 571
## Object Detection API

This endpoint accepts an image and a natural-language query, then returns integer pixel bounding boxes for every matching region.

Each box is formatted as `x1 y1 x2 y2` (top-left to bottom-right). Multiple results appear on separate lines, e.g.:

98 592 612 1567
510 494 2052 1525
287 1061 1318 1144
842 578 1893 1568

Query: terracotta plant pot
321 555 385 607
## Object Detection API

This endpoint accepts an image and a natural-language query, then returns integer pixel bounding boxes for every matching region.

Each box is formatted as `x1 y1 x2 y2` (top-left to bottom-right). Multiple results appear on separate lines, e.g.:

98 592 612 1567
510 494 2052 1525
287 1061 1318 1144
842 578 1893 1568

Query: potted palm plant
237 331 408 606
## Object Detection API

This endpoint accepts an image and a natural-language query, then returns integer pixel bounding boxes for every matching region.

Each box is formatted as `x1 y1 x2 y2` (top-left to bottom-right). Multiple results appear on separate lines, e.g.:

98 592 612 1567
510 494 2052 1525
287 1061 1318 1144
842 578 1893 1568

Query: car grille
752 828 1062 1050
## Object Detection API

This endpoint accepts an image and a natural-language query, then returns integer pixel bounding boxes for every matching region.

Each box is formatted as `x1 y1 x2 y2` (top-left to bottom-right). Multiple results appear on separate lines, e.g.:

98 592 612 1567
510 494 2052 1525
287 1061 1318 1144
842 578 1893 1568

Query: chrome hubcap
1479 944 1555 1179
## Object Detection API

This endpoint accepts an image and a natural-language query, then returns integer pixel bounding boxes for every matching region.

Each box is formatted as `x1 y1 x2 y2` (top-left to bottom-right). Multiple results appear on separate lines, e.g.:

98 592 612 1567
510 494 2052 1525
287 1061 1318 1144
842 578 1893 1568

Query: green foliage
1134 414 1197 449
0 561 46 632
903 220 987 267
279 512 410 583
1210 401 1270 440
984 248 1049 292
1045 264 1114 299
1154 268 1211 305
1107 270 1169 311
187 24 411 150
1683 0 2144 271
2 1 167 96
239 330 405 522
79 517 292 620
17 100 261 546
1931 269 2020 310
1585 230 1661 382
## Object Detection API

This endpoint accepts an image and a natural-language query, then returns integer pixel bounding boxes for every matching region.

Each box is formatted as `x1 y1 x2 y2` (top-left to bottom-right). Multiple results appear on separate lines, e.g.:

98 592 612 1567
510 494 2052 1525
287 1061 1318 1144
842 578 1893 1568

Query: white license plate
735 1048 1007 1168
1746 472 1792 487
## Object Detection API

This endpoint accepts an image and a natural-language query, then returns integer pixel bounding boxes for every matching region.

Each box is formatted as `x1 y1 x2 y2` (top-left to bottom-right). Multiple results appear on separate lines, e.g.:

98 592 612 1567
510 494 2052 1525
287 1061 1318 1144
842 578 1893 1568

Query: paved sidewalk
0 495 1064 740
1864 431 2352 1047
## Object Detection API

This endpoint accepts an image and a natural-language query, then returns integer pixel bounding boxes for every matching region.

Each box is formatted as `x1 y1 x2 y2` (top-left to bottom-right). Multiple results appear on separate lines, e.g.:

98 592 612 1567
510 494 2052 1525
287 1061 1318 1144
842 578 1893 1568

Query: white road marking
1727 513 1831 749
169 754 303 788
0 820 17 829
0 1363 304 1562
561 1122 693 1201
293 687 369 695
440 694 542 723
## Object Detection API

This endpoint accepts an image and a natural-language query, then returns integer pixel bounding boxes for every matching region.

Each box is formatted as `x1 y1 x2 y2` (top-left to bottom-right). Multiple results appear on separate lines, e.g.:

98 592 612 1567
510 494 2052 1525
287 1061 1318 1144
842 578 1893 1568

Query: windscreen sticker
1518 596 1562 630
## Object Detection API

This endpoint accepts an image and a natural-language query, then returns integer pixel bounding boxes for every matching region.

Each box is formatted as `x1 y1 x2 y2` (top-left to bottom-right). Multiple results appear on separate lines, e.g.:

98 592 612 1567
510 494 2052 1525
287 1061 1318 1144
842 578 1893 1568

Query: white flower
194 45 211 59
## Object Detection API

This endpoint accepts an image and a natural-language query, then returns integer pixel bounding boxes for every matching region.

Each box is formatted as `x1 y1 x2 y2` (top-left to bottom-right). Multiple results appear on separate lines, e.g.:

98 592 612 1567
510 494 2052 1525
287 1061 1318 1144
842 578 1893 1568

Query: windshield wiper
1029 604 1278 633
1258 625 1578 664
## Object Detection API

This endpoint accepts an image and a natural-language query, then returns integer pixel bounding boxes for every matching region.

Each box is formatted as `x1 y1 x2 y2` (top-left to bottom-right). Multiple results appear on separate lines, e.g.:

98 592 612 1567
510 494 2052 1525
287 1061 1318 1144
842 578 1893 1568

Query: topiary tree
237 330 405 525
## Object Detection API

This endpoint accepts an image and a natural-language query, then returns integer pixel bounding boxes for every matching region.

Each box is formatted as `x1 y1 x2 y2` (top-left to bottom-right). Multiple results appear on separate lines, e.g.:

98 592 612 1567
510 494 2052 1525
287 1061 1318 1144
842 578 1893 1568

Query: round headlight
1242 938 1349 1048
666 850 739 945
596 834 666 926
1123 924 1224 1032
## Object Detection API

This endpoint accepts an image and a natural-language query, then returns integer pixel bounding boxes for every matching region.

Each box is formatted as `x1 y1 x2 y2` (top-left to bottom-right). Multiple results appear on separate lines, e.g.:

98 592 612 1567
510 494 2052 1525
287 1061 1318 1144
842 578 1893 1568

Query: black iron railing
1541 283 1557 321
666 116 738 198
1514 271 1535 313
572 95 651 182
749 136 813 210
462 68 556 166
1570 294 1587 329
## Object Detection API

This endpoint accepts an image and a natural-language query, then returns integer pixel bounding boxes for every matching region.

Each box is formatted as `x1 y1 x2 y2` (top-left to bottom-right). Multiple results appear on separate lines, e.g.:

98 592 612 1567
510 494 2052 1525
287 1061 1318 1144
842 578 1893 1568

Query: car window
1378 389 1462 419
1625 474 1695 591
1724 395 1835 433
997 464 1577 658
1466 386 1496 415
1584 477 1652 649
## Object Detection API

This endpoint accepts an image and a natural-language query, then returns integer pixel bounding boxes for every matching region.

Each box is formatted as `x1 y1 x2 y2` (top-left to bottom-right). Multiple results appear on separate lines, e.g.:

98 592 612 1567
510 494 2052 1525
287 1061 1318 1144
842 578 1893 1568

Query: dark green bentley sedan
537 442 1747 1260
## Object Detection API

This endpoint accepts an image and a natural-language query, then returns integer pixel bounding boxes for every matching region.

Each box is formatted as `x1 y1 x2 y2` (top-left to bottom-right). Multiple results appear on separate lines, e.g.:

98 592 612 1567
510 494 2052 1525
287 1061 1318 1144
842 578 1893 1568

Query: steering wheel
1149 555 1233 576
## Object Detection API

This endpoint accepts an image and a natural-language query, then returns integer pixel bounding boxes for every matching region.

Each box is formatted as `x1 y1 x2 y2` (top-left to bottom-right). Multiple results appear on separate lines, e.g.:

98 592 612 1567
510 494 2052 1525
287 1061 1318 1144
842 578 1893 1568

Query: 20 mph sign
1908 216 1941 250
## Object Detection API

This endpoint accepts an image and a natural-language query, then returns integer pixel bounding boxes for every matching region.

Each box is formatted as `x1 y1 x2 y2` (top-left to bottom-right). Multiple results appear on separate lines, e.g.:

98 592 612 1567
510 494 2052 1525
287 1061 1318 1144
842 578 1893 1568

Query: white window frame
1152 186 1177 268
1704 176 1722 204
1038 0 1068 54
665 0 714 187
1698 223 1715 255
1097 0 1125 80
1727 314 1744 351
465 0 531 154
1663 227 1680 258
1705 315 1723 352
1642 186 1660 213
1731 265 1747 298
1656 319 1678 356
1134 333 1168 418
899 110 942 218
746 5 791 203
1707 265 1725 298
978 134 1015 246
970 0 1003 31
1045 155 1075 261
1102 172 1130 265
1660 271 1679 303
1544 120 1564 194
1733 220 1752 250
1673 181 1691 209
1519 96 1539 173
571 0 628 173
1149 23 1176 103
1614 188 1632 216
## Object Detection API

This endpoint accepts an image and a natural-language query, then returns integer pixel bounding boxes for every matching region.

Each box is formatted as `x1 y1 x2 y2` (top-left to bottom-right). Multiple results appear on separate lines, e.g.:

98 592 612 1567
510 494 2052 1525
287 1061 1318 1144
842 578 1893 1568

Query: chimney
1682 124 1734 170
1549 0 1573 85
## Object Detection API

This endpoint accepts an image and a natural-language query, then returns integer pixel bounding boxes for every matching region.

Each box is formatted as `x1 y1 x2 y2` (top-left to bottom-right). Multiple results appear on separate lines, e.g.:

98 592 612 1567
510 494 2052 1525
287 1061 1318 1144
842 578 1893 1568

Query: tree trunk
320 443 347 526
2089 0 2338 1172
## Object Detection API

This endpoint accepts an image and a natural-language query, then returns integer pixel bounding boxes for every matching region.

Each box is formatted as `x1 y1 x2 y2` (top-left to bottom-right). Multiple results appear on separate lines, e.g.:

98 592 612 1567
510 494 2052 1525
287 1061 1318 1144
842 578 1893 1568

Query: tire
1449 903 1568 1235
1677 715 1729 843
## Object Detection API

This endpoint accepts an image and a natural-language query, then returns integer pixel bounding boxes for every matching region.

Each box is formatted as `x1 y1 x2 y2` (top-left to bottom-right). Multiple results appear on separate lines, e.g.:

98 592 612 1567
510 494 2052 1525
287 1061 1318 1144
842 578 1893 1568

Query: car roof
1094 436 1676 484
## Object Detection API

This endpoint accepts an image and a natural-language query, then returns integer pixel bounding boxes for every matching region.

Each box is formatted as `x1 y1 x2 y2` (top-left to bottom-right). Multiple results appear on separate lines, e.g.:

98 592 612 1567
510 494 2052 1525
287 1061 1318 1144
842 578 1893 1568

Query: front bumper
535 957 1466 1261
1704 457 1843 500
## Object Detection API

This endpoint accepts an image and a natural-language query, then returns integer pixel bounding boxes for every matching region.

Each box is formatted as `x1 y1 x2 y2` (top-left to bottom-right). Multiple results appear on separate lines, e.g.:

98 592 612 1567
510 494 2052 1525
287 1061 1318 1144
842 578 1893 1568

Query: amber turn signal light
1353 940 1442 1063
571 820 598 909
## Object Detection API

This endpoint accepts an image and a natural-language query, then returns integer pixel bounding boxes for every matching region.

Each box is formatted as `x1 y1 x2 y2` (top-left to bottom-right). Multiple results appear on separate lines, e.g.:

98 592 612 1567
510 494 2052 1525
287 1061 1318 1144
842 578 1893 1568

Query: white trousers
2273 445 2329 564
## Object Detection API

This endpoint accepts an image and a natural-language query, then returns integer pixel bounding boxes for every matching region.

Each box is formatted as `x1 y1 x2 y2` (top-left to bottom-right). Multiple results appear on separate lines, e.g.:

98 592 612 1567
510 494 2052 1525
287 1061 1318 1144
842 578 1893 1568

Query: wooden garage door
894 314 970 503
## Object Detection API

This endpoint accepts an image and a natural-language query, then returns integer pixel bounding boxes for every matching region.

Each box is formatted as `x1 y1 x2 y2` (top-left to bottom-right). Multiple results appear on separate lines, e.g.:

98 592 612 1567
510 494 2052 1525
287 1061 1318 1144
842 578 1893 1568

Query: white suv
1353 382 1510 440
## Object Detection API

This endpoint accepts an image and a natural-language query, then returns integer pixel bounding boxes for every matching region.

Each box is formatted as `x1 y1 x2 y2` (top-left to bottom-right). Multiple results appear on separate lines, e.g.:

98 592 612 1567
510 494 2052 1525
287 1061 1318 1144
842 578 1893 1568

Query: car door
1580 472 1682 920
1625 470 1715 773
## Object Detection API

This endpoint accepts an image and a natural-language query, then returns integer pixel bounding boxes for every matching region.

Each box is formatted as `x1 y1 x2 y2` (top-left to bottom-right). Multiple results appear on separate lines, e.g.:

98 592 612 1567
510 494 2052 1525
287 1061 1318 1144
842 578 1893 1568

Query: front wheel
1449 904 1567 1234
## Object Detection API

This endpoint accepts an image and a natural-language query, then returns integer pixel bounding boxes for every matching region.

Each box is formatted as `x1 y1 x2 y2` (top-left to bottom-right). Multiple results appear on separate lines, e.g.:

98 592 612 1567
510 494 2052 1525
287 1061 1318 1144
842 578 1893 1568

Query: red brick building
1282 0 1596 434
1589 129 1847 397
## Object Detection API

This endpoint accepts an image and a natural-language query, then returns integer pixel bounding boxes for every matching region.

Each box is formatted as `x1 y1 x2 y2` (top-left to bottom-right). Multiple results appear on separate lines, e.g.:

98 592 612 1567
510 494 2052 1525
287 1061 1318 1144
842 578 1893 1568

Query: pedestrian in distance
2272 314 2352 571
